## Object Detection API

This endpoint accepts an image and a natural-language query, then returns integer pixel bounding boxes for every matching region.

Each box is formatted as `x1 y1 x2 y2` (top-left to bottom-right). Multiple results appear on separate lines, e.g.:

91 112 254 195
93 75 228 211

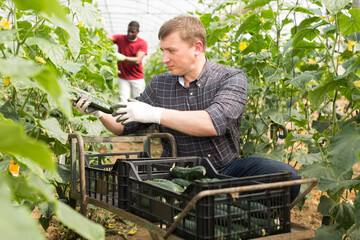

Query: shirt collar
177 57 210 88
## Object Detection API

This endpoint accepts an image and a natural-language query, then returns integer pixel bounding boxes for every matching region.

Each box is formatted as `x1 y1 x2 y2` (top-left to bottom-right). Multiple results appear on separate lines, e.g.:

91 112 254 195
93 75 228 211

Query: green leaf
27 173 56 202
0 119 55 173
261 108 289 125
60 60 83 74
299 162 335 180
318 195 336 216
321 0 351 15
0 101 20 121
317 178 360 195
34 67 72 118
309 78 342 108
15 156 47 181
0 29 19 44
315 224 344 240
45 163 70 184
295 151 322 165
285 132 313 148
13 0 67 20
26 36 66 65
330 201 354 229
55 201 105 240
4 175 40 202
0 176 46 240
237 14 261 35
69 0 101 27
0 57 42 78
339 9 360 35
287 71 316 87
327 124 360 179
354 194 360 228
244 0 271 10
39 118 68 144
42 13 81 59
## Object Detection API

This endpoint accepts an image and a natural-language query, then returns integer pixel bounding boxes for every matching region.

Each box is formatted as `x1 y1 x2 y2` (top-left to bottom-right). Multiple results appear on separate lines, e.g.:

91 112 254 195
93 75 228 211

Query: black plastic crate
84 151 150 208
119 157 292 240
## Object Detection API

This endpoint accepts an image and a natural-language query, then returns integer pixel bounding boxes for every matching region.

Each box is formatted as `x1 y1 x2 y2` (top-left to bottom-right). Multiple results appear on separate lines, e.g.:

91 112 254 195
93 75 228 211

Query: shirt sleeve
205 71 247 136
138 40 148 55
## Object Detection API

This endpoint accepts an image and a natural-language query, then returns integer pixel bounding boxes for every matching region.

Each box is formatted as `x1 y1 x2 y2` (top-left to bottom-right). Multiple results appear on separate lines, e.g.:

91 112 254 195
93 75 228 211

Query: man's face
160 31 197 77
127 26 139 41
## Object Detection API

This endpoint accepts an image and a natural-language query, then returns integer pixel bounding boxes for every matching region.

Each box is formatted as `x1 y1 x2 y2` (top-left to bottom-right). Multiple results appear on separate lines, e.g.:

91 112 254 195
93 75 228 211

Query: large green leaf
327 124 360 179
318 195 336 216
60 60 84 74
317 178 360 195
299 162 335 180
339 9 360 35
34 67 72 118
287 71 316 87
285 132 313 148
0 119 55 173
295 151 322 165
244 0 271 10
355 194 360 229
0 29 19 44
42 13 81 59
308 78 343 108
69 0 101 27
314 224 344 240
330 201 354 229
15 156 47 181
5 175 40 202
321 0 351 15
39 118 68 144
261 108 289 125
0 176 46 240
0 101 20 121
0 57 42 78
26 36 66 65
27 173 56 202
13 0 67 20
55 201 105 240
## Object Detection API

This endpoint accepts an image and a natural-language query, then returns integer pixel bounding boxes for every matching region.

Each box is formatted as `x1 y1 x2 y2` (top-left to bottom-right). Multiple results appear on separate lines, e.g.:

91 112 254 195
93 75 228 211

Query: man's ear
194 40 204 55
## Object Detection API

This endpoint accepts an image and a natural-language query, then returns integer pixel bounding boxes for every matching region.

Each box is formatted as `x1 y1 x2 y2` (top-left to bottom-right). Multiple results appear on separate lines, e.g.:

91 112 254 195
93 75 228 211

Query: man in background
107 21 148 102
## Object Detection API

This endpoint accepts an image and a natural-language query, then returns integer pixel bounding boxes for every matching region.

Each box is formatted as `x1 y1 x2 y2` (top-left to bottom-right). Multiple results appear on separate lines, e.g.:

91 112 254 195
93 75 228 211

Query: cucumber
171 178 191 188
69 86 114 114
170 166 206 181
146 179 184 193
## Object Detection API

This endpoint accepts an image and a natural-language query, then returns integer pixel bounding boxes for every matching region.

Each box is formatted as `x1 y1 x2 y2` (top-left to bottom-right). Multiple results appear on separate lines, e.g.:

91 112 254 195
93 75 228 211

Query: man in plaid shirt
75 15 300 202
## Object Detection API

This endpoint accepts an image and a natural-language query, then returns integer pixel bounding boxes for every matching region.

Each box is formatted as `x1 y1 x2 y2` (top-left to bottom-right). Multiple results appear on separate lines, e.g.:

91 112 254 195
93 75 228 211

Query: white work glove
111 98 164 125
115 52 126 61
72 94 104 118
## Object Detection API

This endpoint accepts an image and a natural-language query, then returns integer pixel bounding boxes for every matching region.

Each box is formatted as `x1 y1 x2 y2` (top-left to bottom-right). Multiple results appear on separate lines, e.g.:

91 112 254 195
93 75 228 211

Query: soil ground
35 140 360 239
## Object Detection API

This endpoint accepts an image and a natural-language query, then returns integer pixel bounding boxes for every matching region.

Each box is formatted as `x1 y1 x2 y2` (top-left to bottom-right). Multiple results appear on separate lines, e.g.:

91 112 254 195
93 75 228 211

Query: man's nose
162 53 169 63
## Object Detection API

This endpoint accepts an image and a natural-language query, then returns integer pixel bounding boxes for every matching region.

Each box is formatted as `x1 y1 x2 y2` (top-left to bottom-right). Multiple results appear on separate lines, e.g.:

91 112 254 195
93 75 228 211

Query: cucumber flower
224 51 230 58
0 18 12 30
226 42 231 47
78 21 84 28
239 42 247 51
4 77 10 86
261 17 265 25
348 41 356 51
35 56 46 64
354 80 360 88
308 59 316 65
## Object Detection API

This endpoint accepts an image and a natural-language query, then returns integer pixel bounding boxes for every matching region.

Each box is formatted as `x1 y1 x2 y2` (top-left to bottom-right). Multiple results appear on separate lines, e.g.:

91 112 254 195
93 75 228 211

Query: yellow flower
4 77 10 86
329 16 335 22
261 49 267 53
239 42 247 51
35 56 46 64
78 21 84 28
259 74 263 79
300 62 304 66
226 42 231 47
354 80 360 88
95 32 99 37
222 35 227 40
348 41 356 51
0 18 12 30
308 59 316 65
261 17 265 25
224 51 230 58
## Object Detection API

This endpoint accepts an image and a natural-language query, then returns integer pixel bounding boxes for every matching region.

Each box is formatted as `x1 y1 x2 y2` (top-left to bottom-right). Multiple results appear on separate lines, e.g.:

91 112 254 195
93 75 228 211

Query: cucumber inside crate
118 156 292 240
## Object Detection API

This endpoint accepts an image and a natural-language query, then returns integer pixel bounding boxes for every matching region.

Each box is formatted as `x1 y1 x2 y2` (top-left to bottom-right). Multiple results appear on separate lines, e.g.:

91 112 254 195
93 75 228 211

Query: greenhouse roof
94 0 205 60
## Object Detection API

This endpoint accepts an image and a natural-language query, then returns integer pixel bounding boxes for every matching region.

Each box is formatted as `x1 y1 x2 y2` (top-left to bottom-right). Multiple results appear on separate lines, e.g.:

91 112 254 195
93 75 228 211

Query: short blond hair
158 15 207 52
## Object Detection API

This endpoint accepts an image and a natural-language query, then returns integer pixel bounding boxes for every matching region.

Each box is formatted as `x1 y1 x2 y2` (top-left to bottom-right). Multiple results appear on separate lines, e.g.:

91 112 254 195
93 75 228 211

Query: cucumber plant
0 0 121 239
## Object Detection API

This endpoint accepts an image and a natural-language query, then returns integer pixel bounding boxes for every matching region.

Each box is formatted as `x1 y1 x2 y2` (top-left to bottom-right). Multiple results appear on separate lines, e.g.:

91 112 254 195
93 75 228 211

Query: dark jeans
219 157 301 203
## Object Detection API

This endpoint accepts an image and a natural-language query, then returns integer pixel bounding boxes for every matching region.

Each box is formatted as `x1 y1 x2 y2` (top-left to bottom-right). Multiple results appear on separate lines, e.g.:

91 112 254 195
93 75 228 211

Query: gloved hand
73 94 104 118
115 52 126 61
111 98 164 125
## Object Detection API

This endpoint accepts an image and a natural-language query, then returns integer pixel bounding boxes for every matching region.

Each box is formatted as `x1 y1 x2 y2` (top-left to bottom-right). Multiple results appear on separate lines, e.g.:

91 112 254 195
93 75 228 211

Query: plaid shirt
123 59 247 169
